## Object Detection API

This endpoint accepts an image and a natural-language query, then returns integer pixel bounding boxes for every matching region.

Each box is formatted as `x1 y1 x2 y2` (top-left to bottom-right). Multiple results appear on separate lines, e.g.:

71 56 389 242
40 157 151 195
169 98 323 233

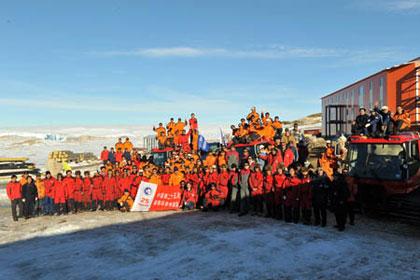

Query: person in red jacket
299 168 312 225
53 174 67 215
91 172 104 211
188 113 198 131
203 183 224 210
273 167 286 220
43 171 56 215
82 171 93 210
6 175 23 221
217 165 229 201
263 167 274 218
161 167 171 185
279 142 295 168
181 182 197 210
63 170 76 214
103 170 117 210
73 171 84 213
100 146 109 164
283 167 301 223
249 165 264 215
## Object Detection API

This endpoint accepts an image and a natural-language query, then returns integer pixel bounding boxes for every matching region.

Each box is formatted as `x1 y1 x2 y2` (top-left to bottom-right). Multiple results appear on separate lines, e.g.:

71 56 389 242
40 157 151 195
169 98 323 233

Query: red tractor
345 132 420 223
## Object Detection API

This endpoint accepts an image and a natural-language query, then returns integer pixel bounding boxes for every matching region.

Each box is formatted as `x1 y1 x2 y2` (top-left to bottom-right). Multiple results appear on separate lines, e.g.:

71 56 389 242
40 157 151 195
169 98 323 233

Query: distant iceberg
44 134 66 142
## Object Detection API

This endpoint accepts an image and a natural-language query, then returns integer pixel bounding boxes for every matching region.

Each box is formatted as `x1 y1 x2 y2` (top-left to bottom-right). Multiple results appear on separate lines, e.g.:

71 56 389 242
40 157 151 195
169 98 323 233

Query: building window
379 77 384 107
359 85 364 108
369 81 373 108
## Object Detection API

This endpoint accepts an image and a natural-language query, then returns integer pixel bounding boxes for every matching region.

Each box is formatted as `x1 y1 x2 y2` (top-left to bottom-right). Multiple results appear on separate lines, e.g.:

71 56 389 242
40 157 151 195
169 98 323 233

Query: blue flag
198 134 209 152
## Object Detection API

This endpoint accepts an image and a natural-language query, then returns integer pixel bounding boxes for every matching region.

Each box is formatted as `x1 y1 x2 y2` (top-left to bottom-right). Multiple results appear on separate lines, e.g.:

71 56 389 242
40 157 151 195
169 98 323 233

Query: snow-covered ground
0 209 418 280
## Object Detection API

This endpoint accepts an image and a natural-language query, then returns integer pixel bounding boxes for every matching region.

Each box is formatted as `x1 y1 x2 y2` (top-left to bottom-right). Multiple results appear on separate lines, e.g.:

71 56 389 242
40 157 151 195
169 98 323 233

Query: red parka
63 177 76 200
6 182 22 200
53 180 67 204
249 171 264 196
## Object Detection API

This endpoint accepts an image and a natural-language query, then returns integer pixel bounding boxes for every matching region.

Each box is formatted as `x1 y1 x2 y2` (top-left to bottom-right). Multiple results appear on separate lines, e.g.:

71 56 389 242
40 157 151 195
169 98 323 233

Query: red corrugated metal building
322 58 420 137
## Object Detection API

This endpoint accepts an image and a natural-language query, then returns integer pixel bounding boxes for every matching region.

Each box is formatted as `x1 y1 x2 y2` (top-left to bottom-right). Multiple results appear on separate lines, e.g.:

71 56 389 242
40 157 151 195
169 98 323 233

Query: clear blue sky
0 0 419 127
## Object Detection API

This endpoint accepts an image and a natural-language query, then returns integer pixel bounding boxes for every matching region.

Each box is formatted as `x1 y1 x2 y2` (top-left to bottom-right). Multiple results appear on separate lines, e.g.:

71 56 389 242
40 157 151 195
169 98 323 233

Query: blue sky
0 0 419 127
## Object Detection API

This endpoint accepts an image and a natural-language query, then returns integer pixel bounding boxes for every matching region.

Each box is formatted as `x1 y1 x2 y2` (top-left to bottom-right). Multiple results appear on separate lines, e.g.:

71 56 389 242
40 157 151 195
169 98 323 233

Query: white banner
131 181 158 212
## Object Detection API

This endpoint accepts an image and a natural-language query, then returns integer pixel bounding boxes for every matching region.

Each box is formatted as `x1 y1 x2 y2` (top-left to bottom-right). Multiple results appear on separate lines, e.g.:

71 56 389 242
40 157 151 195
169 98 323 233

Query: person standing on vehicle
6 175 23 221
21 176 38 219
331 167 350 231
312 168 329 227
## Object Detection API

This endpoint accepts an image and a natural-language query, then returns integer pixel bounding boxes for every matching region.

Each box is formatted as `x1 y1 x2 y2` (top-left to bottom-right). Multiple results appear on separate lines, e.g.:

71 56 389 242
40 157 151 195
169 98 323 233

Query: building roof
321 57 420 100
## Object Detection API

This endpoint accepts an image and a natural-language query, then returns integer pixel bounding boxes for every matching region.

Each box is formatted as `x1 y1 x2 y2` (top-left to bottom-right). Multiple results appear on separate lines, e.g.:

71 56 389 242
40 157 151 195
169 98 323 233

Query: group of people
352 104 411 137
6 108 356 232
6 169 137 221
153 113 199 151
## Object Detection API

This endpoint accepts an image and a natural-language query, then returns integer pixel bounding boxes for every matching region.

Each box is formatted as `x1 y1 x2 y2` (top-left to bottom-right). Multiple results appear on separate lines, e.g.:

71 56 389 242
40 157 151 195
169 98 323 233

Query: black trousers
55 203 66 215
23 199 35 218
11 199 23 221
284 206 293 223
302 208 312 225
251 196 263 213
67 199 75 213
335 203 348 230
273 202 283 220
347 201 355 224
314 205 327 226
292 207 300 224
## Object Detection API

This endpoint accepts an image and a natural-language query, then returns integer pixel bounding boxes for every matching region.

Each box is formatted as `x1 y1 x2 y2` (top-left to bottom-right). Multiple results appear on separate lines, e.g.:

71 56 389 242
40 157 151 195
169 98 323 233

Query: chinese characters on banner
131 182 182 212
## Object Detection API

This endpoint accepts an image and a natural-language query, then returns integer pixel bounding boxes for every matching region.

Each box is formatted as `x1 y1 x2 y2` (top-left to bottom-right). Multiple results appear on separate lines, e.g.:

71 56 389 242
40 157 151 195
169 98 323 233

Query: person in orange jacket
6 175 23 221
117 189 134 212
272 116 283 138
246 106 260 123
175 118 188 135
392 105 411 133
123 137 133 152
149 168 162 185
53 173 67 215
153 123 167 137
115 138 124 152
249 165 264 215
203 152 217 168
166 118 176 137
63 170 76 214
169 167 184 187
190 129 199 152
35 174 45 216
